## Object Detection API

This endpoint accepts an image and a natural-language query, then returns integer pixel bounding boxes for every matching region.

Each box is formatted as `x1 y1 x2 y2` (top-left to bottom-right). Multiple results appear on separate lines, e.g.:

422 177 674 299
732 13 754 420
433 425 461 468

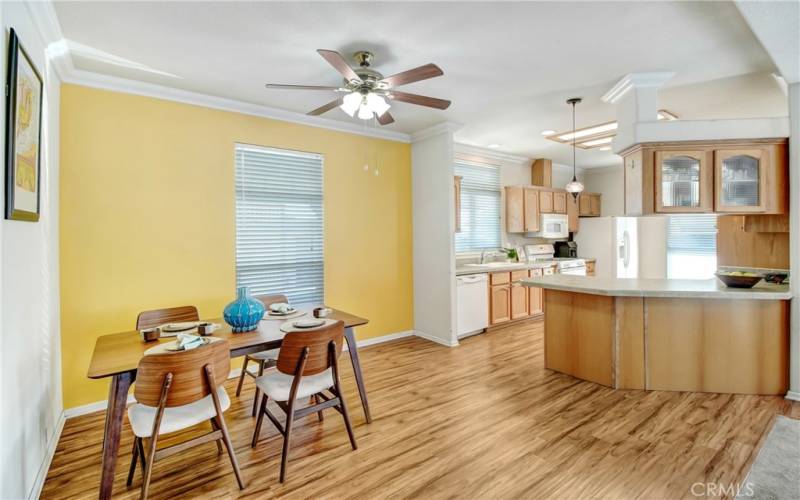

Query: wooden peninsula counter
521 275 792 395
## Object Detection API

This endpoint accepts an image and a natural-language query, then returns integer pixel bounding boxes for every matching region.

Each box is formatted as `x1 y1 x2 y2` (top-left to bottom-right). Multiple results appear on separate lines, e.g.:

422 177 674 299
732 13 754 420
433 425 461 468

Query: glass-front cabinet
655 150 712 213
715 149 767 212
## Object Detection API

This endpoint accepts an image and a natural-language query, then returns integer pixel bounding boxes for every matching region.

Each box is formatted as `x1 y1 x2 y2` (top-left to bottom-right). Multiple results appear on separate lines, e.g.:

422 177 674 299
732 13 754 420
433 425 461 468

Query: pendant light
564 97 585 199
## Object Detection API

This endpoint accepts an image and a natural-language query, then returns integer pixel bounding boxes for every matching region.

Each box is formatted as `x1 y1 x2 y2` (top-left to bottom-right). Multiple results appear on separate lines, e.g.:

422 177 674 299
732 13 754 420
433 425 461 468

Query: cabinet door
490 285 511 324
528 268 543 315
523 188 540 232
590 194 601 216
505 186 524 233
454 176 462 233
567 193 579 232
714 149 767 213
655 150 713 213
539 190 554 213
553 192 567 214
510 281 528 319
586 261 596 276
579 193 591 215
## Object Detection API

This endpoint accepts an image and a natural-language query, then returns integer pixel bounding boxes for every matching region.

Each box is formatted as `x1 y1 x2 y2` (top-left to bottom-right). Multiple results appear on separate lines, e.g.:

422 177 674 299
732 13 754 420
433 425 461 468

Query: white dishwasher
456 273 489 338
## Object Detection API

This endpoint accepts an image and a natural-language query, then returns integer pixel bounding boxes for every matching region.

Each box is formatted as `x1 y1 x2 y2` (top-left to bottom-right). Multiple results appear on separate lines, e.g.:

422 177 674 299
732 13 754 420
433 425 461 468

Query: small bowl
313 307 332 318
197 322 217 336
716 272 763 289
140 327 161 342
764 273 788 284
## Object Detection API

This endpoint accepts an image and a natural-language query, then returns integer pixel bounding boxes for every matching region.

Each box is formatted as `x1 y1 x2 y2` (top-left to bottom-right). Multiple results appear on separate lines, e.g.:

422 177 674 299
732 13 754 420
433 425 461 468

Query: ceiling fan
265 49 451 125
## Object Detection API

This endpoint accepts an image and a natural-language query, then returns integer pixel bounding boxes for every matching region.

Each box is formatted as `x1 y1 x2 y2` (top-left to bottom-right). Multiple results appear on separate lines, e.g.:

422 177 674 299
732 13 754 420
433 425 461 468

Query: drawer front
511 270 529 281
490 272 511 285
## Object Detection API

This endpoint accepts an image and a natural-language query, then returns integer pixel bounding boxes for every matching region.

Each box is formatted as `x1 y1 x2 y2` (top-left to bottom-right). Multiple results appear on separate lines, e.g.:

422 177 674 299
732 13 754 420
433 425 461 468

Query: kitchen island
521 275 791 395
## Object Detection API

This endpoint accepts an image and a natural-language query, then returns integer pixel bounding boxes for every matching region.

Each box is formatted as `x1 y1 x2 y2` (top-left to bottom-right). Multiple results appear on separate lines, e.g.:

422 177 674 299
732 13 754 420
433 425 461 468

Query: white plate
267 308 297 317
165 337 211 351
293 319 326 329
161 322 199 333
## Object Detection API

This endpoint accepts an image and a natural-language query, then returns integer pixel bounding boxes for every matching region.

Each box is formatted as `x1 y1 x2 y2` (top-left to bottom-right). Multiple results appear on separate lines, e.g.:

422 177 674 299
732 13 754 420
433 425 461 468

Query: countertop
521 275 791 300
456 261 556 276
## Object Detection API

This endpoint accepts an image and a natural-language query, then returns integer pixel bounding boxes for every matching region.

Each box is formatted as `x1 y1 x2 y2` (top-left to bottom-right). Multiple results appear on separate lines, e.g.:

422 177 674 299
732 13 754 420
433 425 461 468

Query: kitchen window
234 144 324 303
666 215 717 279
454 161 501 253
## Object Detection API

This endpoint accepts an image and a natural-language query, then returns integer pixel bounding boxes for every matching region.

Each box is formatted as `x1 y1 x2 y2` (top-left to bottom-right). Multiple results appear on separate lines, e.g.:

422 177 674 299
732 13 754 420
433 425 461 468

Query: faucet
480 250 488 264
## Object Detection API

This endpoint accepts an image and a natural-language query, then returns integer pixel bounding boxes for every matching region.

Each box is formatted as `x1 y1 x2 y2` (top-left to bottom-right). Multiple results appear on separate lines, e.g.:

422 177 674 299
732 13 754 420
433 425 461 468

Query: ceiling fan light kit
265 49 451 126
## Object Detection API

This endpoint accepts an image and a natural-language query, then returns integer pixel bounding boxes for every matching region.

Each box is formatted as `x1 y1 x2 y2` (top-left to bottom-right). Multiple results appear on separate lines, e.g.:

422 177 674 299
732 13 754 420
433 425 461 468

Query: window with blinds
454 161 501 253
666 215 717 279
234 144 324 304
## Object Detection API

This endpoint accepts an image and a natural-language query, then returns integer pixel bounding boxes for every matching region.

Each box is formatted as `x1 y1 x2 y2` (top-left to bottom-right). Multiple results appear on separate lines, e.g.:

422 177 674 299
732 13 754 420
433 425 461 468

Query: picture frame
5 28 43 222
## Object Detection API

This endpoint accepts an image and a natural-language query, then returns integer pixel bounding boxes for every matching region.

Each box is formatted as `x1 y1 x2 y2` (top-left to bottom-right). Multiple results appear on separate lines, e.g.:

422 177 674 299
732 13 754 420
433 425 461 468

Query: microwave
533 214 569 239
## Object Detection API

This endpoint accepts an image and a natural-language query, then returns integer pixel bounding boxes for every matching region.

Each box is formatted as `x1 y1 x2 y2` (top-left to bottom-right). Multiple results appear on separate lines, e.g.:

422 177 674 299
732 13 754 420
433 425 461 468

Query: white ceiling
53 1 787 168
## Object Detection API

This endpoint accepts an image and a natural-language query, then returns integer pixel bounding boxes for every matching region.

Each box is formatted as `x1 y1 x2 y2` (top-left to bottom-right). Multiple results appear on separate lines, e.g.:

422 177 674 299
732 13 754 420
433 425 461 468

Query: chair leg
279 398 297 483
215 414 246 490
137 438 146 472
210 419 223 454
336 385 358 451
251 395 268 448
252 360 265 417
236 357 250 397
314 394 324 422
141 433 159 499
126 438 139 487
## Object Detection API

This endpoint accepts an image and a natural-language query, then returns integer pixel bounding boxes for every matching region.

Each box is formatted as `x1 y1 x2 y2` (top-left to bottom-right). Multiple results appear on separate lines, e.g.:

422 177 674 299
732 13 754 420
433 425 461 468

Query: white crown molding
25 0 74 80
411 121 463 143
454 143 530 165
602 72 676 104
62 69 412 143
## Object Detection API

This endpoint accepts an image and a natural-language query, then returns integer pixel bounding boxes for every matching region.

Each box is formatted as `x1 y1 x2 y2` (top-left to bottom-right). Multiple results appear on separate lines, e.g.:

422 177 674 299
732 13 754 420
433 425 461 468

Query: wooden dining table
87 307 371 500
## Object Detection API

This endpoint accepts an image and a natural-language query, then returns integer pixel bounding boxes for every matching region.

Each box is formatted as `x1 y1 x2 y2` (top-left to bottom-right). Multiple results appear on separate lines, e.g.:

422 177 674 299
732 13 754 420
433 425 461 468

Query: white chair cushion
248 348 280 361
255 369 334 402
127 386 230 438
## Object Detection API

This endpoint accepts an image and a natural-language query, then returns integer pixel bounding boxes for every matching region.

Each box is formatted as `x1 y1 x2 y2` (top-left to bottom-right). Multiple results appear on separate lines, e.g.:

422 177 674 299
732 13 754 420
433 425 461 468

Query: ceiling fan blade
317 49 361 82
381 63 443 87
307 97 344 116
376 112 395 126
265 84 341 91
389 91 451 110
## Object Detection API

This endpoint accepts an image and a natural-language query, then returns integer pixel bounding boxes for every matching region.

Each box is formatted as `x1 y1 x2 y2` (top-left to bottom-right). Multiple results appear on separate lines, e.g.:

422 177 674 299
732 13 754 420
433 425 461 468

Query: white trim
61 69 411 143
414 329 460 347
786 391 800 402
454 143 530 165
353 329 414 348
26 0 75 80
411 122 463 143
64 394 137 419
602 72 676 104
27 411 66 500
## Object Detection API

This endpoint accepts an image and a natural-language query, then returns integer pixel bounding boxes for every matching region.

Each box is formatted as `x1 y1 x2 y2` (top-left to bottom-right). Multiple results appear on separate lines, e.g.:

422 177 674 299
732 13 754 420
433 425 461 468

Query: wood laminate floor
42 319 798 499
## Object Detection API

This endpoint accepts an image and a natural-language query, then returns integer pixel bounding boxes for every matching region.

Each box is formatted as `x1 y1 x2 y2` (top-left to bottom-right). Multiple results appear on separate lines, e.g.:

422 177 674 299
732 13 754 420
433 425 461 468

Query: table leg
343 327 372 423
99 371 134 500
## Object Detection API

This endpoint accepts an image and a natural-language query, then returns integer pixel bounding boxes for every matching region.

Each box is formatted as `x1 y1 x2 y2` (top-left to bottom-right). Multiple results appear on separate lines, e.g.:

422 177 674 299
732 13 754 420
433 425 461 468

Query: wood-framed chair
126 339 245 498
235 294 286 416
251 320 357 482
136 305 199 330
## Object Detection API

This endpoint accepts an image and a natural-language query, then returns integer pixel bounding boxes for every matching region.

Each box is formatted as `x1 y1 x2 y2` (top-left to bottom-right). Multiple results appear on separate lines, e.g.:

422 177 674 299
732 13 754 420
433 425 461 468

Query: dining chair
126 339 245 498
251 320 357 482
136 305 199 330
235 294 286 416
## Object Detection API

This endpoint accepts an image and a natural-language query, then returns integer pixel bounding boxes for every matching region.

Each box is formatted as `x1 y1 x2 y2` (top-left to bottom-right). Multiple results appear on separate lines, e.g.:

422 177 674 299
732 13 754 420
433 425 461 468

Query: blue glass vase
223 286 265 333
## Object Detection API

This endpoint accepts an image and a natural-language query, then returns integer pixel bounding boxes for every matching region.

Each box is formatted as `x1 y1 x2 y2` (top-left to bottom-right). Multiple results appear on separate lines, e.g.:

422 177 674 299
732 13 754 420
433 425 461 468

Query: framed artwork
5 28 43 222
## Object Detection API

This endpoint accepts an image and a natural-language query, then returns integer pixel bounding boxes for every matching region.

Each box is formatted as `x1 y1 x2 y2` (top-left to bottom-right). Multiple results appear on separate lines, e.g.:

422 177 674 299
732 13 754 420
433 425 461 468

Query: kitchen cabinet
578 193 602 217
489 284 511 325
454 175 462 232
505 186 524 233
553 192 567 214
567 193 579 232
654 150 713 213
528 268 544 316
523 188 540 232
510 270 529 320
539 190 554 213
621 139 787 215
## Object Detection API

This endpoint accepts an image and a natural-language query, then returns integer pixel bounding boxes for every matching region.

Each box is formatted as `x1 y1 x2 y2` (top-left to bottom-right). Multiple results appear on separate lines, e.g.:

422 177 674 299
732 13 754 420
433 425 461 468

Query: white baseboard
28 411 66 500
414 330 459 347
63 329 417 419
785 390 800 402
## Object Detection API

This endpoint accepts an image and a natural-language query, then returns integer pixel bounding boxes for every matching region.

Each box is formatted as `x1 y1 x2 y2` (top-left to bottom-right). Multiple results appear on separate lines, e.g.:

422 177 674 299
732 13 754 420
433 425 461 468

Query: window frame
454 159 502 254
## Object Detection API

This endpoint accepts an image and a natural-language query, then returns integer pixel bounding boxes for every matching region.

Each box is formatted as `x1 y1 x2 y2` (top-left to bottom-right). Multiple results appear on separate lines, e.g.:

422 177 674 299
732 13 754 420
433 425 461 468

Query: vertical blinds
454 161 501 252
234 144 324 304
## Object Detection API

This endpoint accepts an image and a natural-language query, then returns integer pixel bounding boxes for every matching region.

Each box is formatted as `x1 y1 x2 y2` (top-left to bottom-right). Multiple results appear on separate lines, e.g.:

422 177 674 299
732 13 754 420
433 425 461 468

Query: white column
411 122 462 347
788 81 800 401
602 72 675 152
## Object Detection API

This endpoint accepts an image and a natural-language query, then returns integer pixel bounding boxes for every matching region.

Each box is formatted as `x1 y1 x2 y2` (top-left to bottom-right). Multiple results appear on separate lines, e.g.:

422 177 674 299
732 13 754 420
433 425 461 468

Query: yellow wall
60 84 413 409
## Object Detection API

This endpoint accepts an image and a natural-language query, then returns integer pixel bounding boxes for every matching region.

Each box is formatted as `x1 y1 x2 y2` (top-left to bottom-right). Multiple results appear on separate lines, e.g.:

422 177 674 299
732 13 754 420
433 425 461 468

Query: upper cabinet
578 192 601 217
622 139 787 216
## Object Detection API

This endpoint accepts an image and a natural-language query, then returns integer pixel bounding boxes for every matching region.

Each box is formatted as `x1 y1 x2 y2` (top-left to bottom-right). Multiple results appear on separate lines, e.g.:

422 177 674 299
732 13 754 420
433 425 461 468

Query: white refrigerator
574 216 668 279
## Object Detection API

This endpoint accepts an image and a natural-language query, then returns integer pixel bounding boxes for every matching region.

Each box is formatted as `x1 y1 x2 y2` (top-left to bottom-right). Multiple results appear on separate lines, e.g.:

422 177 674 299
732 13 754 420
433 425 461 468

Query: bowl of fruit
715 270 764 288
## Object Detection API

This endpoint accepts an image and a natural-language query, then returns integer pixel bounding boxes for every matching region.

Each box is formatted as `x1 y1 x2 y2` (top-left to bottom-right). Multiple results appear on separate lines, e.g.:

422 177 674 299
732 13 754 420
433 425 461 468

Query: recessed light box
545 109 678 149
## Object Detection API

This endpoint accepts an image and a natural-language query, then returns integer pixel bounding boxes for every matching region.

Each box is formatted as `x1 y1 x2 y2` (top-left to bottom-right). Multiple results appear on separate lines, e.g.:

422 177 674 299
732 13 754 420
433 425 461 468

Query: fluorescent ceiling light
580 137 614 147
599 146 612 151
541 130 556 136
487 143 501 149
557 122 617 142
